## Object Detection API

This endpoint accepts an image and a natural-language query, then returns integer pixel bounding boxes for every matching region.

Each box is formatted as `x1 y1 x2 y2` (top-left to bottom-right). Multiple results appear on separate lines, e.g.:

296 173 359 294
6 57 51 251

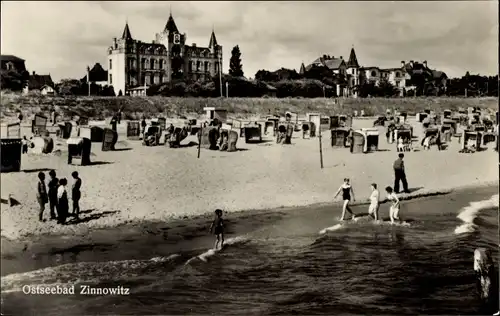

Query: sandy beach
1 116 498 241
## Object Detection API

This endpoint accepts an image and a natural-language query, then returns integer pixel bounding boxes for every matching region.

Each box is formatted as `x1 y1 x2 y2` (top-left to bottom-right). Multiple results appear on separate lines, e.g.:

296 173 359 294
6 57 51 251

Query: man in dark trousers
393 153 410 194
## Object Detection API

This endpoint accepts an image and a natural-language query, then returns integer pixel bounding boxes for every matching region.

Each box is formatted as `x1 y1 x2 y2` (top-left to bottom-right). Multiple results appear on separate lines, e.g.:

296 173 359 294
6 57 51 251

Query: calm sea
1 186 498 315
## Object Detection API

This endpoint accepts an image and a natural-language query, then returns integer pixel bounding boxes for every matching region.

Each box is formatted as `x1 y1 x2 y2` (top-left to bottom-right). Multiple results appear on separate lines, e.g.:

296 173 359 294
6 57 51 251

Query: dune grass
0 90 497 122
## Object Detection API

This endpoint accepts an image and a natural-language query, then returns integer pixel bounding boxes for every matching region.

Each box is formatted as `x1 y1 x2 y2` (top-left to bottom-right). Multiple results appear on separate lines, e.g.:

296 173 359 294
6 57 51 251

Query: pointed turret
164 13 179 33
209 30 218 48
122 22 133 40
299 62 306 75
346 47 359 68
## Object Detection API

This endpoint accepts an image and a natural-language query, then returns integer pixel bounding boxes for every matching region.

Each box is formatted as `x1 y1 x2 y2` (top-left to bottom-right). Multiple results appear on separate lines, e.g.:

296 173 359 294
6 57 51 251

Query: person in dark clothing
209 209 225 250
57 178 69 225
48 170 59 220
393 153 410 194
117 109 122 124
71 171 82 219
22 136 29 154
110 115 118 132
141 118 147 138
36 172 48 222
334 178 356 221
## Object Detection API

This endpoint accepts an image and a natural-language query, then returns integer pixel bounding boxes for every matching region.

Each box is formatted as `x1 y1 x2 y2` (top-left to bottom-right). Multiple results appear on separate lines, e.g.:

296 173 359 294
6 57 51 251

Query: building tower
346 46 360 97
107 22 134 96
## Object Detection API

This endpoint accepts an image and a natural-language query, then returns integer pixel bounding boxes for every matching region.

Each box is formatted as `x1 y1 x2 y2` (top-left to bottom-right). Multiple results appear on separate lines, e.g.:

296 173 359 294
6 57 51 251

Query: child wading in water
209 209 224 250
334 178 356 221
385 186 401 224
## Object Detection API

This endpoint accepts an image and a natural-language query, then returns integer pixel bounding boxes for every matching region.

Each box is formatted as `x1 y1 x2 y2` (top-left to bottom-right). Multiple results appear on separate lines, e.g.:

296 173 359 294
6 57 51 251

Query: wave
319 217 411 235
185 236 249 265
1 254 181 294
454 194 499 235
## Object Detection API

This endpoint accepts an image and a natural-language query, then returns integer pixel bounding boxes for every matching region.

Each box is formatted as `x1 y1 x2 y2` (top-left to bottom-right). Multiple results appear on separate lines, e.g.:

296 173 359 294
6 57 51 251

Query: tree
0 69 29 91
378 79 399 97
229 45 244 77
57 79 84 95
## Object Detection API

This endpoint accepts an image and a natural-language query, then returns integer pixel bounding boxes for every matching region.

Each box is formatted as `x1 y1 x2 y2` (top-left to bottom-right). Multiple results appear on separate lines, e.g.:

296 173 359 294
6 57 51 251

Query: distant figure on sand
17 112 23 124
36 172 48 222
393 153 410 194
141 117 147 137
22 136 29 154
334 178 356 221
368 183 380 221
48 170 59 220
385 186 401 224
110 115 118 132
71 171 82 219
57 178 69 225
117 109 122 124
209 209 225 250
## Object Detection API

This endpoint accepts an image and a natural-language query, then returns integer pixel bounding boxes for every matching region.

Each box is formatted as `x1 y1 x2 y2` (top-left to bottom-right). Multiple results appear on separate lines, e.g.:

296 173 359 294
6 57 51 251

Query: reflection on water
1 192 498 315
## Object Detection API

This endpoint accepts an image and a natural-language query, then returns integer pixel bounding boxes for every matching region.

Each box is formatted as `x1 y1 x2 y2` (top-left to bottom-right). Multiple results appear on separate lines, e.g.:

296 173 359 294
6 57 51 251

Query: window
395 81 400 87
159 60 164 70
395 72 400 78
204 61 209 72
109 74 113 84
371 71 376 77
188 61 193 72
145 74 150 85
196 61 201 71
109 59 112 70
141 74 146 85
154 75 159 84
141 58 146 69
159 74 164 83
150 59 155 70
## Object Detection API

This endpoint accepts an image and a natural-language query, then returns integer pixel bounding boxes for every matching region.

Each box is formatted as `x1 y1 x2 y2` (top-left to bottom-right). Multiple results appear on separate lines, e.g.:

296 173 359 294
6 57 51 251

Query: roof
346 47 359 68
122 23 132 40
432 70 447 79
185 45 210 55
299 62 306 75
27 74 53 90
82 63 108 82
0 55 25 62
209 31 218 47
164 14 179 33
309 56 345 70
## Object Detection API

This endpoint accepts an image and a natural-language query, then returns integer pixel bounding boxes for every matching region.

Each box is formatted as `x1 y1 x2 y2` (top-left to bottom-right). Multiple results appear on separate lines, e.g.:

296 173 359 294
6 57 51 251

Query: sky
1 1 498 82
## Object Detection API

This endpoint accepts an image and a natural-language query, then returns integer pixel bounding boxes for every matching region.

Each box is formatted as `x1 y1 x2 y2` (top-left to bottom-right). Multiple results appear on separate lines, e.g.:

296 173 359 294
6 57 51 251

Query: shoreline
1 183 498 278
2 180 497 245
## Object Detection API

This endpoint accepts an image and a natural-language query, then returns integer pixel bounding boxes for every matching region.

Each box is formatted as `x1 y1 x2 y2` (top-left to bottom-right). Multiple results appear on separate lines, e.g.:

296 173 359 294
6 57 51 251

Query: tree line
1 45 498 98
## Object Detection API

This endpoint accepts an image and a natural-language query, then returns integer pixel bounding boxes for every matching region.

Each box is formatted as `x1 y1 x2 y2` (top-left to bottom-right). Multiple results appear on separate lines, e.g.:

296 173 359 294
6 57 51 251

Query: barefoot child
368 183 380 221
209 209 225 250
385 186 401 224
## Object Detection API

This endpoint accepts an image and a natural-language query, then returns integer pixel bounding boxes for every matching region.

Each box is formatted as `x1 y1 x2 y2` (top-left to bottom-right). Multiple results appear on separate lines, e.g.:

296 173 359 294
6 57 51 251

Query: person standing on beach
22 136 29 154
110 115 118 132
385 186 401 224
393 153 410 194
36 172 48 222
141 117 147 138
48 170 59 220
117 109 122 124
71 171 82 219
209 209 225 250
334 178 356 221
57 178 69 225
368 183 380 221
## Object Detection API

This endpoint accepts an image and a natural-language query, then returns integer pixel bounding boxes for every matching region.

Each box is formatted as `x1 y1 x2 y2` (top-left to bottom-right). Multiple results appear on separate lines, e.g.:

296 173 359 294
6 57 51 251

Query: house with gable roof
23 71 55 95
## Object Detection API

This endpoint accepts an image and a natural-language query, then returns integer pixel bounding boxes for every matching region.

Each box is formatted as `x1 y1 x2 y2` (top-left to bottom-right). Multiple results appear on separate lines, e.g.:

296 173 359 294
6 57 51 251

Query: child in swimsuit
209 209 225 250
334 178 356 221
385 186 400 224
368 183 380 221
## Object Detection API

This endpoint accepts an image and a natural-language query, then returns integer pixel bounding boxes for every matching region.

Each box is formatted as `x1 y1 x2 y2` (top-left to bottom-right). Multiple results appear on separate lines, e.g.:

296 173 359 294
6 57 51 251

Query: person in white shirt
368 183 380 221
385 186 401 224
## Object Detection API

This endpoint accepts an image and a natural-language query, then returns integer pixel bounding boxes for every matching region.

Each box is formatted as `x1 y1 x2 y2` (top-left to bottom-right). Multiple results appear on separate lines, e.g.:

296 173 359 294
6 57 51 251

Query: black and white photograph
0 1 499 315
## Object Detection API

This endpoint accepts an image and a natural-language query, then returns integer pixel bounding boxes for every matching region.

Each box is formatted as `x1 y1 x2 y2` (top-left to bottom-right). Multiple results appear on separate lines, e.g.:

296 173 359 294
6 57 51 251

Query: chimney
401 60 405 67
340 56 343 59
323 54 327 59
192 43 196 47
113 37 117 49
410 60 414 67
32 71 35 76
423 60 428 68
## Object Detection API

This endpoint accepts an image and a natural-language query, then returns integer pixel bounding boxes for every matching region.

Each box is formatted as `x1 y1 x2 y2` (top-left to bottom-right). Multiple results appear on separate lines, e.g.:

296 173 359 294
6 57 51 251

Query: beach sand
1 117 498 241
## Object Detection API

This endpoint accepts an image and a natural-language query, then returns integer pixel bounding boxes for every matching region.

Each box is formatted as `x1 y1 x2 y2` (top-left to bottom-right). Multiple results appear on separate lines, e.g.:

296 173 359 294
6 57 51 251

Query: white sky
1 1 498 82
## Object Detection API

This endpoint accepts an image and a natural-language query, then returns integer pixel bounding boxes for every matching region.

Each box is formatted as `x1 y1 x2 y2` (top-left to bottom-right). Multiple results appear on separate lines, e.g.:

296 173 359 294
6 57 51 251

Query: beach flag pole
319 127 324 169
197 124 202 159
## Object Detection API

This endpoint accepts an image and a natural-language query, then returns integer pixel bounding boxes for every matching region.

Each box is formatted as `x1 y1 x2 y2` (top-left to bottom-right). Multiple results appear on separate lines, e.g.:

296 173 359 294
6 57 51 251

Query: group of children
36 170 82 224
334 178 401 224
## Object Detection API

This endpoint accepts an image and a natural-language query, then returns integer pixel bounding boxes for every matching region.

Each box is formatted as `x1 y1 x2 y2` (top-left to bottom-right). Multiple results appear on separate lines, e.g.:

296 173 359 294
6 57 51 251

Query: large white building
107 13 222 96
